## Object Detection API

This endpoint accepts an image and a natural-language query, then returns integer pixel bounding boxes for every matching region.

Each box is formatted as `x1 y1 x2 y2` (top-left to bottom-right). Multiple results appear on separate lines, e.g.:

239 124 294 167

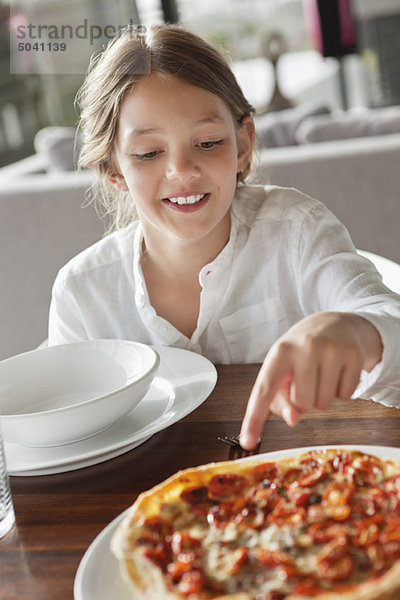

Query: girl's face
110 71 253 250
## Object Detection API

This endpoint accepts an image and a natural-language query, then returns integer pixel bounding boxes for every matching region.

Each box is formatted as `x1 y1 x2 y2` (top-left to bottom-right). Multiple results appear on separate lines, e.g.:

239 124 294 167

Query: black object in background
316 0 357 58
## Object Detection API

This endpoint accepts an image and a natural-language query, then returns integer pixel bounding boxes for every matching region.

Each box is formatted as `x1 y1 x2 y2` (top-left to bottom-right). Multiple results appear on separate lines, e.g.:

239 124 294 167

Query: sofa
250 105 400 265
1 121 400 361
252 132 400 264
0 170 103 361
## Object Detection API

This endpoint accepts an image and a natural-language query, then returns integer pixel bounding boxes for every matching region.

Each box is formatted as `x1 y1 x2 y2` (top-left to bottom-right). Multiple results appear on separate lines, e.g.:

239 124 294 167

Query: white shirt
48 185 400 407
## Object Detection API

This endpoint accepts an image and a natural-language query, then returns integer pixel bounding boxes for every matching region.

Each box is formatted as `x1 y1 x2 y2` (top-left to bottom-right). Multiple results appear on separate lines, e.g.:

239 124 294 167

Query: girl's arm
239 310 383 450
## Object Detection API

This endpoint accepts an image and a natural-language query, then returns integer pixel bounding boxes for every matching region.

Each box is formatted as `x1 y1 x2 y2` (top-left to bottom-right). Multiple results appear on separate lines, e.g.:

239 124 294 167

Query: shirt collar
198 209 240 285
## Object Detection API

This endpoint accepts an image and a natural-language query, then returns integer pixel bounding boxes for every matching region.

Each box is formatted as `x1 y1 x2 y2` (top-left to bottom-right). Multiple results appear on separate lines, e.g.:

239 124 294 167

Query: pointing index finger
239 355 292 450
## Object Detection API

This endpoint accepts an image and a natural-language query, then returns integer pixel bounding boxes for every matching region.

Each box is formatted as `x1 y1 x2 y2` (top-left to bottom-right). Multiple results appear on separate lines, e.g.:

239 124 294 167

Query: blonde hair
76 24 255 230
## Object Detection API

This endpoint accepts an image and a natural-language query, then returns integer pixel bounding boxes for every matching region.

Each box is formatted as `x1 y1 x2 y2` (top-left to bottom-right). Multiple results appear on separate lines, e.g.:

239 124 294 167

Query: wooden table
2 364 400 600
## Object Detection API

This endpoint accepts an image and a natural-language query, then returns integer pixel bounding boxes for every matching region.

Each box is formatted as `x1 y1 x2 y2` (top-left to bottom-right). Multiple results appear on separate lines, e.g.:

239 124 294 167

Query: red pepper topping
380 517 400 544
143 544 170 571
206 502 233 526
317 555 354 582
208 473 248 498
227 546 249 574
256 548 295 568
291 581 323 597
176 568 205 596
308 520 348 544
170 531 201 556
167 560 192 583
251 461 279 483
296 460 326 488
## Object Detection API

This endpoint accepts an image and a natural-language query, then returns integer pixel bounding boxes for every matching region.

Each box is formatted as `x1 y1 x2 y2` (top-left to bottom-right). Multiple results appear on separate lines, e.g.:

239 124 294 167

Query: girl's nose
165 149 200 181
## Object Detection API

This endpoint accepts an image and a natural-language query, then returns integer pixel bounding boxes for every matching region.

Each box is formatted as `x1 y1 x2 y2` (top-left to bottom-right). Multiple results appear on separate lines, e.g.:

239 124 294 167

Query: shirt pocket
219 298 287 363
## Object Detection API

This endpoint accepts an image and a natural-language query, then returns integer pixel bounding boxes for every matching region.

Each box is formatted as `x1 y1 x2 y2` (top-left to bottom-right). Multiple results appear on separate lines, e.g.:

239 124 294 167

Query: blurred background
1 0 400 361
1 0 400 167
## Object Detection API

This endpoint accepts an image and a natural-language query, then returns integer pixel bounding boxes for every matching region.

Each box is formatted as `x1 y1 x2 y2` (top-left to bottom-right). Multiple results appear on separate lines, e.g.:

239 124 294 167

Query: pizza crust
111 451 400 600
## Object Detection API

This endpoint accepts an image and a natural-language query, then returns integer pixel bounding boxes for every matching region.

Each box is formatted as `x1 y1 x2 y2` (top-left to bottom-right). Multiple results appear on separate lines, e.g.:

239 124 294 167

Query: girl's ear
237 116 255 172
106 163 129 191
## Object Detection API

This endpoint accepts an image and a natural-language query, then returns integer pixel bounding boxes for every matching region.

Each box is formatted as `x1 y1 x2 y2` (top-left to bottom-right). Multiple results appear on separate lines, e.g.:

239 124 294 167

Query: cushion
34 126 82 171
295 106 400 144
254 102 331 148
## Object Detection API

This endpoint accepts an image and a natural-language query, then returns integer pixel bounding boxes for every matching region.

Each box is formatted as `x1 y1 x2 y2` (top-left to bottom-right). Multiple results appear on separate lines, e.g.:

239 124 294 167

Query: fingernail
238 433 251 450
237 432 248 445
238 433 261 450
282 405 292 425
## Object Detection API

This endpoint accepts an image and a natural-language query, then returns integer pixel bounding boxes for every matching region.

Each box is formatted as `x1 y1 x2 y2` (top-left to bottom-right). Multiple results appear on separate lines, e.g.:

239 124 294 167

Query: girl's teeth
169 194 205 204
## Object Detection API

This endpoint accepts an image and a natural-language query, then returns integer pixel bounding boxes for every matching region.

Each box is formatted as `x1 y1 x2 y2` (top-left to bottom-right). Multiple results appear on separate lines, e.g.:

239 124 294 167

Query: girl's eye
198 139 224 150
133 150 161 160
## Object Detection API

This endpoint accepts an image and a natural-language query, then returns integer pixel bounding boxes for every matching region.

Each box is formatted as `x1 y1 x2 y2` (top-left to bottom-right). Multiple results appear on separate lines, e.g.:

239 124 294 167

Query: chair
357 249 400 295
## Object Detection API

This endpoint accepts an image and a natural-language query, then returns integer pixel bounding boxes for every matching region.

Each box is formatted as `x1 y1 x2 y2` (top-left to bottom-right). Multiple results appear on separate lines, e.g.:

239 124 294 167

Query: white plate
6 347 217 476
75 509 131 600
10 436 154 476
5 377 172 476
74 444 400 600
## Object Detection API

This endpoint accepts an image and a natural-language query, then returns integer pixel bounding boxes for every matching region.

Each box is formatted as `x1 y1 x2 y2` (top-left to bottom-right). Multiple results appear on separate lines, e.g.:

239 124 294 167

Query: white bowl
0 340 159 447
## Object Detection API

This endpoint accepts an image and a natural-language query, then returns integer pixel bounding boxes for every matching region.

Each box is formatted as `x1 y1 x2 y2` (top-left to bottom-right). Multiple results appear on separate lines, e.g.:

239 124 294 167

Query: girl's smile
109 71 253 253
162 192 210 211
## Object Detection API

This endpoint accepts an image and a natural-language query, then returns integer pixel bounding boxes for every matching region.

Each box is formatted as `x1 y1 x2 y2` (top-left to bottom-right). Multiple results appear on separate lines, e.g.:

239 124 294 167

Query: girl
48 24 400 450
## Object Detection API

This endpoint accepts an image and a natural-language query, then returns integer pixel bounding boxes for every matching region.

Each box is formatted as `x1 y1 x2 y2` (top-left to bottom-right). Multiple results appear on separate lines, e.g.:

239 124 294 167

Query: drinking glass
0 425 15 538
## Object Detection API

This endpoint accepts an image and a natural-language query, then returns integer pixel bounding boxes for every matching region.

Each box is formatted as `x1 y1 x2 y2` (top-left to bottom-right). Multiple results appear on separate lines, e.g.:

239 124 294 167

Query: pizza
111 448 400 599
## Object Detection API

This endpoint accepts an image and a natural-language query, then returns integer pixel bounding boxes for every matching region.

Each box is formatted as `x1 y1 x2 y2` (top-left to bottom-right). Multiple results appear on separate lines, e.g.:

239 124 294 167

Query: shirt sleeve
295 200 400 407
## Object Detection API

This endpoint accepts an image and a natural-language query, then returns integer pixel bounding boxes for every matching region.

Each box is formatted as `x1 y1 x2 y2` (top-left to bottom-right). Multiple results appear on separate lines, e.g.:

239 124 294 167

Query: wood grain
1 363 400 600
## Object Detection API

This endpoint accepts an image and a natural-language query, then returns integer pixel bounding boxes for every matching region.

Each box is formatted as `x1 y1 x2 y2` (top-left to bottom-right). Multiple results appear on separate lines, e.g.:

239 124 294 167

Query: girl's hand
239 312 383 450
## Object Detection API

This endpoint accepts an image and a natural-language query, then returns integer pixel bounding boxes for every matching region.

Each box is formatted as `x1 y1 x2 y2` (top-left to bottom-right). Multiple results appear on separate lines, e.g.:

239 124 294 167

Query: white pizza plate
73 444 400 600
5 346 217 476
